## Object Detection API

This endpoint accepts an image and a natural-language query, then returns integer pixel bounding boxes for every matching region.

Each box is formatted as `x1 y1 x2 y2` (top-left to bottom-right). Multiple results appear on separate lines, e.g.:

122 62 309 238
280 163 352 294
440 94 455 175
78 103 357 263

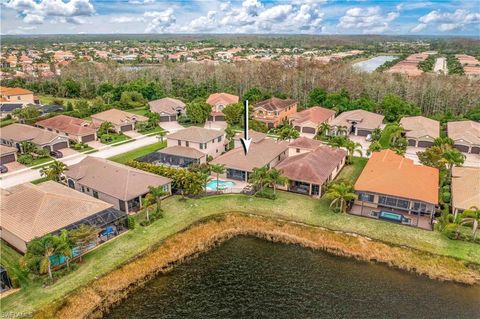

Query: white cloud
111 16 145 23
144 8 176 33
338 6 399 33
128 0 155 5
412 9 480 32
4 0 95 25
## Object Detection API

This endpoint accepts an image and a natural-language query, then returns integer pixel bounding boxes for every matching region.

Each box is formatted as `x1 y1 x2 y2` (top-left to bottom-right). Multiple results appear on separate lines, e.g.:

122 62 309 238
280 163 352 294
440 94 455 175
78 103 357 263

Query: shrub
254 188 277 200
17 154 33 165
442 223 460 240
127 216 136 230
442 191 451 203
177 114 191 124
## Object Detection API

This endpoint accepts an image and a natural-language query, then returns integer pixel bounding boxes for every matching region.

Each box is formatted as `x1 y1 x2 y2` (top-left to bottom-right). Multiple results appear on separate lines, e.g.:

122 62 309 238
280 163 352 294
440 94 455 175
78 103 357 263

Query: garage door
82 134 95 143
418 141 434 148
0 154 16 164
471 146 480 154
294 126 301 132
454 144 469 153
52 141 68 151
408 139 416 147
214 115 225 121
302 127 316 134
121 124 133 132
357 129 370 136
160 116 171 122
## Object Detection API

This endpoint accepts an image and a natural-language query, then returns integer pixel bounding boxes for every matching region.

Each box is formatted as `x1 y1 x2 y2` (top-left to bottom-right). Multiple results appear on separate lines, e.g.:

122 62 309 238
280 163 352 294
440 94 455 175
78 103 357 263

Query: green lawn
0 240 28 288
108 141 166 164
27 156 54 168
139 126 165 135
0 118 16 128
31 177 50 185
128 107 150 116
335 157 367 184
379 123 400 148
37 95 84 106
100 133 131 145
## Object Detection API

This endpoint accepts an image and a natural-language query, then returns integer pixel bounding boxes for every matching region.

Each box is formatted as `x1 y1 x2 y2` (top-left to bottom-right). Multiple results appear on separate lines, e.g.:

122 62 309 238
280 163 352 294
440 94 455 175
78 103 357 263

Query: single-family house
329 109 384 137
352 150 439 230
0 86 35 106
451 167 480 216
447 120 480 154
36 115 97 143
91 108 148 133
276 145 346 198
206 92 239 122
148 97 186 122
288 106 335 136
232 130 267 149
0 181 127 253
210 139 289 182
65 157 172 213
0 145 18 164
0 102 23 119
0 123 69 152
399 116 440 148
287 136 323 157
253 98 298 129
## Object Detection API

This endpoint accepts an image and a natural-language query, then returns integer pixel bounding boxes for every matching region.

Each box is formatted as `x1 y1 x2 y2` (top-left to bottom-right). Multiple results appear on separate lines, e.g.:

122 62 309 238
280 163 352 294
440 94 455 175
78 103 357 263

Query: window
17 96 20 100
413 202 427 212
397 199 409 209
359 193 374 202
386 197 397 206
93 191 98 198
81 186 85 192
199 143 204 150
178 140 181 146
296 148 300 153
379 196 387 205
86 187 90 192
217 136 222 142
186 141 189 147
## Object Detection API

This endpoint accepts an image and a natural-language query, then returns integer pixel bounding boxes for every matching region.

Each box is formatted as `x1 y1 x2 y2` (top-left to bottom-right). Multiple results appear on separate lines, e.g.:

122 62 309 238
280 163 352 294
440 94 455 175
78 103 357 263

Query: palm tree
148 185 169 213
317 122 331 137
345 140 363 164
388 125 404 145
459 207 480 240
249 167 269 192
142 195 153 223
57 229 73 268
277 126 299 141
440 148 465 180
210 164 226 192
335 125 348 136
371 128 382 142
98 121 114 136
327 135 348 148
156 130 167 143
20 141 36 154
24 235 63 279
40 160 68 182
325 182 357 213
267 168 288 195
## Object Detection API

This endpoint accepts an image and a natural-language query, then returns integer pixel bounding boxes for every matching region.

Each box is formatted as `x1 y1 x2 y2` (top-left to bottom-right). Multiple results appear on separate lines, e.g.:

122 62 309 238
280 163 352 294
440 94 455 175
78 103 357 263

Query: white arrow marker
240 100 252 155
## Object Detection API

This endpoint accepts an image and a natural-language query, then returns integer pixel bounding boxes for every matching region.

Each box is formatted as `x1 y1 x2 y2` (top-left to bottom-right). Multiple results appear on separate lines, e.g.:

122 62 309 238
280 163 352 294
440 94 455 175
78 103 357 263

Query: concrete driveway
1 161 26 175
160 121 184 133
123 130 142 138
349 135 371 157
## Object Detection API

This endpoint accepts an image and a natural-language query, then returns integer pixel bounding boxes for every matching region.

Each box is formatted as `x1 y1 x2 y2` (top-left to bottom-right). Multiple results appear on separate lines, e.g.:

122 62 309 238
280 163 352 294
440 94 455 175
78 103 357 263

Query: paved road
0 134 160 189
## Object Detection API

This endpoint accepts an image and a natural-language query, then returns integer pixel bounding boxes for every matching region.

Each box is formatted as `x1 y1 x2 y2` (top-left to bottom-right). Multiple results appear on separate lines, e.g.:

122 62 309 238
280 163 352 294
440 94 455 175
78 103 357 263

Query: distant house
144 127 226 167
211 139 289 182
329 109 384 137
148 97 186 122
232 130 267 149
288 106 335 136
447 120 480 154
253 98 298 129
0 181 126 253
36 115 97 143
0 145 18 164
35 104 65 115
0 123 69 152
276 145 346 198
400 116 440 148
287 136 323 157
91 108 148 133
0 86 35 106
451 167 480 216
206 92 239 122
65 157 172 213
0 103 23 119
352 150 439 230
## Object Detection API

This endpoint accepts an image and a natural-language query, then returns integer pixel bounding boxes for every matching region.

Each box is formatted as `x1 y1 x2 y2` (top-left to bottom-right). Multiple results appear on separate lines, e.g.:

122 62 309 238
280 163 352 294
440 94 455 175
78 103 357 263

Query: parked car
0 165 8 174
366 134 372 142
50 150 63 158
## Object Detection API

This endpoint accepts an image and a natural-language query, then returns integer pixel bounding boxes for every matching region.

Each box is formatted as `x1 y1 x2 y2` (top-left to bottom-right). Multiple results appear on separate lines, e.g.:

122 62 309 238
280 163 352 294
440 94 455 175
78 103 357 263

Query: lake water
353 56 397 73
103 237 480 319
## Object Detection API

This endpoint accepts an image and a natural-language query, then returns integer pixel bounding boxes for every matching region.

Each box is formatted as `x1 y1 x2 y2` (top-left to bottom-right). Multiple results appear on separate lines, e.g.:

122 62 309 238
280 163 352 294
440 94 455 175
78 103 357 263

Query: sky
1 0 479 36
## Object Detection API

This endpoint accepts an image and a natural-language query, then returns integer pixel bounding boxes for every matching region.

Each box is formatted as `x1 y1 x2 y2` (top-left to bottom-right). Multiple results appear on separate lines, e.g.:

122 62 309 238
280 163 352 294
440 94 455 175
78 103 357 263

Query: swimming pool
206 180 236 191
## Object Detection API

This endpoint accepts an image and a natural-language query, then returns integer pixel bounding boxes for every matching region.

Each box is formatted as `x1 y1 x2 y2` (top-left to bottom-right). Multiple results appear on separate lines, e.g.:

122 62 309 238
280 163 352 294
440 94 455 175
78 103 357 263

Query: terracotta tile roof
167 127 224 143
149 97 186 115
254 98 297 112
289 106 335 126
36 115 96 136
0 86 33 96
91 108 148 126
0 145 17 155
276 146 346 185
66 157 171 201
451 167 480 211
158 146 206 159
354 150 439 204
211 139 288 172
288 136 323 150
0 181 112 242
330 110 384 130
206 93 239 106
447 121 480 145
400 116 440 139
0 123 65 145
233 130 266 144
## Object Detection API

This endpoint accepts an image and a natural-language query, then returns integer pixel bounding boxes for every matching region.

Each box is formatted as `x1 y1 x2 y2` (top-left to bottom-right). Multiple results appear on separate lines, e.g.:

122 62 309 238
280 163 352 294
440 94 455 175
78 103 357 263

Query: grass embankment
108 141 166 164
37 95 84 106
378 123 399 148
37 213 480 319
0 240 28 289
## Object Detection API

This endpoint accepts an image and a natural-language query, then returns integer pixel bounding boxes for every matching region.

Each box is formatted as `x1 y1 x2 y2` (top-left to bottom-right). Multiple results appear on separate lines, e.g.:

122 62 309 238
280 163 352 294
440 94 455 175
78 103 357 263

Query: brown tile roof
0 145 17 155
158 146 206 159
399 116 439 139
0 181 112 242
355 150 439 204
211 139 288 172
254 98 297 112
149 97 186 115
167 127 224 143
91 108 148 126
330 110 384 130
288 137 323 150
0 123 65 145
36 115 96 136
451 167 480 211
276 146 346 185
447 120 480 145
289 106 335 126
206 93 239 106
66 157 172 201
0 86 33 96
233 130 267 144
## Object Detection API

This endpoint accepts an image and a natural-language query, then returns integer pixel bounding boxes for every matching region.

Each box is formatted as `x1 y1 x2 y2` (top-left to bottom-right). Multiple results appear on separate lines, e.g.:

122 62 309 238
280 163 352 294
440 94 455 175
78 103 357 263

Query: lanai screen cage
0 266 13 292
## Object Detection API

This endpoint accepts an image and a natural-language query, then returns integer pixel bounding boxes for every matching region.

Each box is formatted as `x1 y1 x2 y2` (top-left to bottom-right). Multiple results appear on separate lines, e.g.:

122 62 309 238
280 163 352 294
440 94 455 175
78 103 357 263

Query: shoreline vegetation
36 212 480 319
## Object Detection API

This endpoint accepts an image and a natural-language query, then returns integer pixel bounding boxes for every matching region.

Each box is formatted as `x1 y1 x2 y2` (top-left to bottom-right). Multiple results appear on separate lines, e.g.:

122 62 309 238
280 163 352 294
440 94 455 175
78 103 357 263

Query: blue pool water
206 180 236 191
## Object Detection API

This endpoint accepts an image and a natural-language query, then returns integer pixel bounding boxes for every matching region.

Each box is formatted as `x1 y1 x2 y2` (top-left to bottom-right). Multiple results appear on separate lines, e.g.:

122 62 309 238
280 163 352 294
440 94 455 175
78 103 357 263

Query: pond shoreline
34 213 480 319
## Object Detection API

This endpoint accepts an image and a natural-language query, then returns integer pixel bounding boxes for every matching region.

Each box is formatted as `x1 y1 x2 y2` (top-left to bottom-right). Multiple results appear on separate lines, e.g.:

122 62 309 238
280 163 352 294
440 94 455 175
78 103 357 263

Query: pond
103 237 480 319
353 56 397 73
